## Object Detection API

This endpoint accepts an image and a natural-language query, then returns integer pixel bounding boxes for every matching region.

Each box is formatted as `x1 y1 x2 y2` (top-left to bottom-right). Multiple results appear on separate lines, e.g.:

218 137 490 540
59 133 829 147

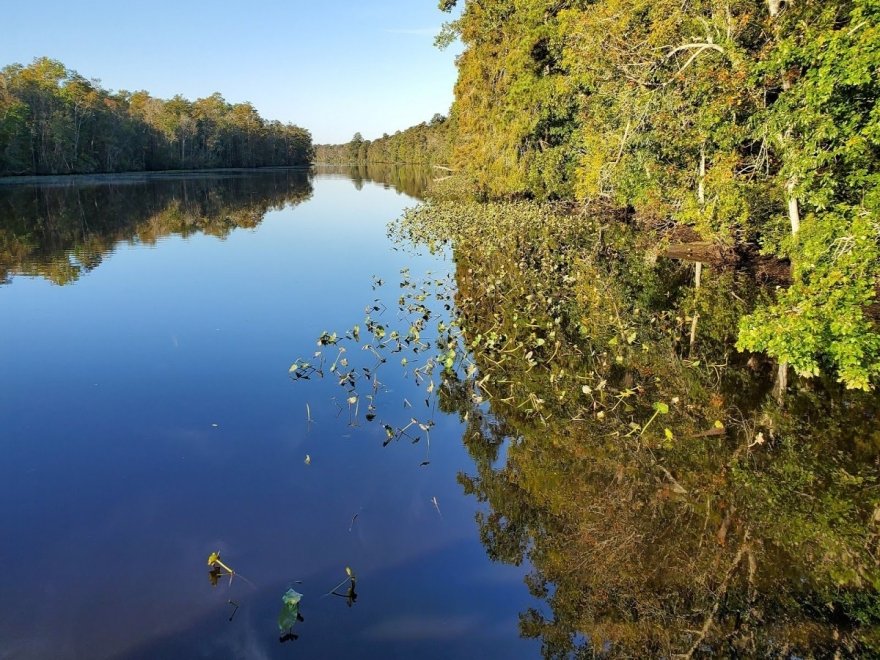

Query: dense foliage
0 58 313 176
429 0 880 389
314 1 880 388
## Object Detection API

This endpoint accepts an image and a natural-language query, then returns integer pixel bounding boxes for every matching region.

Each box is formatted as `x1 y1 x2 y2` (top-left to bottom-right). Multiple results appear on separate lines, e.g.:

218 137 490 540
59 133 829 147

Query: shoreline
0 165 313 187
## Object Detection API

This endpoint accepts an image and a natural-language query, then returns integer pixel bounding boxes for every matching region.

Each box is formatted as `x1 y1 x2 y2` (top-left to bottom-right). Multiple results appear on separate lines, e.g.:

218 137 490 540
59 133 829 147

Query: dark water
0 167 537 659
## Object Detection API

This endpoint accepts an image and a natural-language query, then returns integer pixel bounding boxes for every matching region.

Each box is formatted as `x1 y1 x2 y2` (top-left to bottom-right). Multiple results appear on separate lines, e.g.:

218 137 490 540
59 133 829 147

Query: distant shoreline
0 165 313 187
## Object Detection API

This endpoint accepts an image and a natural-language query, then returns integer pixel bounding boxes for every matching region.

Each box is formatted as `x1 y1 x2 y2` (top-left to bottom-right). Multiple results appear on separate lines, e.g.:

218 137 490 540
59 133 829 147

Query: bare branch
667 42 726 58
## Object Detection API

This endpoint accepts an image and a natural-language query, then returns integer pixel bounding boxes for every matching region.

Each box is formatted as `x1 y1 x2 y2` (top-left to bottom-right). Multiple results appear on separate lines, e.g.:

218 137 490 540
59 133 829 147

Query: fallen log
663 241 793 283
664 241 735 266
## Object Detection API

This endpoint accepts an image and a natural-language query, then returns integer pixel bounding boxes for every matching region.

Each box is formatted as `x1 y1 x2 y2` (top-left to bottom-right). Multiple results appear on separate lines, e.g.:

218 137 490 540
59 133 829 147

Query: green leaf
653 402 669 415
278 588 303 631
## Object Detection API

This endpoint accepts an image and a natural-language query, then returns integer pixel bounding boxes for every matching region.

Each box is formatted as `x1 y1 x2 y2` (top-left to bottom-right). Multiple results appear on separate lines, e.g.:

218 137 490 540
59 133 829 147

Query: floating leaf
318 331 338 346
653 402 669 414
207 551 234 579
278 588 303 631
443 353 455 369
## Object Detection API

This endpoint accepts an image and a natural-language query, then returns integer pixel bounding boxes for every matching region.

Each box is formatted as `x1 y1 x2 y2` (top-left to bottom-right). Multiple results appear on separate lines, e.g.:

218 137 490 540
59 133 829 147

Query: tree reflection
0 170 313 285
434 210 880 657
284 196 879 656
315 163 432 200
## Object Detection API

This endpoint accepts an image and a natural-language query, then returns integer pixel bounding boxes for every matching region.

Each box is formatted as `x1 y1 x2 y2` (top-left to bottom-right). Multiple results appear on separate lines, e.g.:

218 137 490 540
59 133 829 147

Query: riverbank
0 165 313 187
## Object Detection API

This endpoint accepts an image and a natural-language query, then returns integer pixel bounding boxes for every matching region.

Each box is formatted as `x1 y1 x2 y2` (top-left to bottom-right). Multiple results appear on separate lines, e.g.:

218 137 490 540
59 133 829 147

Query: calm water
0 167 537 659
3 166 879 659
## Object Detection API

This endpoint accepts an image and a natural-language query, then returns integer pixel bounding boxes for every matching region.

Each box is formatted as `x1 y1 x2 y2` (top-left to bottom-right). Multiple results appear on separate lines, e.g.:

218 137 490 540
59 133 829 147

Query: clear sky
1 1 462 144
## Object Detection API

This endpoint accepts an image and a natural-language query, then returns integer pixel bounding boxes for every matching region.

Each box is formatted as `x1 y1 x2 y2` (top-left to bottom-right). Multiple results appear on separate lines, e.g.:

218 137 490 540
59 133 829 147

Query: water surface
0 167 536 659
3 165 879 659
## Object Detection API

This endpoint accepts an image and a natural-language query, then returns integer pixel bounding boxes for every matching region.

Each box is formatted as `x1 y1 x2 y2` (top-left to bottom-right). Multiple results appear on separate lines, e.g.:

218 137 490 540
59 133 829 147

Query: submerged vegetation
400 202 880 656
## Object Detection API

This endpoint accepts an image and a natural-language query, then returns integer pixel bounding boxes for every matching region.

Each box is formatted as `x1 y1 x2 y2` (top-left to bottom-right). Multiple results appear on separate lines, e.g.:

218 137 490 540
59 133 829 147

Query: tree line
0 58 314 176
314 113 452 166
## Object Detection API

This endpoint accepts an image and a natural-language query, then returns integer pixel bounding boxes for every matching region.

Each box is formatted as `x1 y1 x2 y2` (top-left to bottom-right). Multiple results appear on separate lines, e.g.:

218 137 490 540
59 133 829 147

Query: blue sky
1 1 462 143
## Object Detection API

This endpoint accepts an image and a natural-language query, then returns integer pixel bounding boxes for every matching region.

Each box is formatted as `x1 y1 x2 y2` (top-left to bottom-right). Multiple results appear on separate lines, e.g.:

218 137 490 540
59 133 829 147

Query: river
2 165 878 658
0 166 536 659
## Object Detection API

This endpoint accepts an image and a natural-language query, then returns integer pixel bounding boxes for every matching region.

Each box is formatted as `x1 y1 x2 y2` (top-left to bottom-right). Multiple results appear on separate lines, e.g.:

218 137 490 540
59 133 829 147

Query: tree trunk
698 143 706 206
767 0 797 397
787 178 800 235
773 361 788 403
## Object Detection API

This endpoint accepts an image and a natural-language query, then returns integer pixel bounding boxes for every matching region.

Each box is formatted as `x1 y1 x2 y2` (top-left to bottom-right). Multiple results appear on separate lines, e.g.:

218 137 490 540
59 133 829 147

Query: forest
324 0 880 391
0 58 313 175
